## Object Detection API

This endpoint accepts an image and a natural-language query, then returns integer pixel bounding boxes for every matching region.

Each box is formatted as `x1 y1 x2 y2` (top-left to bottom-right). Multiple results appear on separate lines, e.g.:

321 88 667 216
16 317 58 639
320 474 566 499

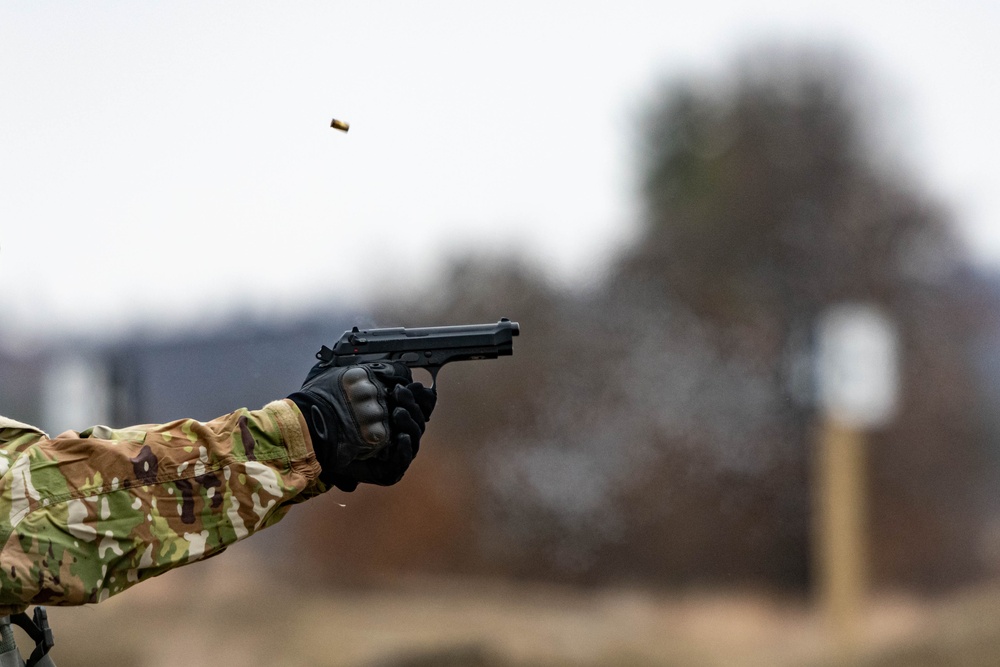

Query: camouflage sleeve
0 400 326 614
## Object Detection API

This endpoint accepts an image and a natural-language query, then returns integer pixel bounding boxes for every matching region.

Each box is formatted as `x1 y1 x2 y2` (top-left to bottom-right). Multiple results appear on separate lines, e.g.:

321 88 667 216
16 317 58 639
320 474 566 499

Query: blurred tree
616 47 993 591
629 49 963 325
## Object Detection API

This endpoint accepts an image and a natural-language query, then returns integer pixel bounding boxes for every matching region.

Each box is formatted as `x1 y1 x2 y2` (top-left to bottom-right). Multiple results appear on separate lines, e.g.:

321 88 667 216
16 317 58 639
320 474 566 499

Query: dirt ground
15 551 1000 667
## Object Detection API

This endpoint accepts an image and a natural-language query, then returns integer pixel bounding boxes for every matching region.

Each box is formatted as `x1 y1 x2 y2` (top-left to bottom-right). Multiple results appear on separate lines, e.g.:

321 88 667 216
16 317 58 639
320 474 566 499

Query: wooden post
815 418 868 655
813 304 898 658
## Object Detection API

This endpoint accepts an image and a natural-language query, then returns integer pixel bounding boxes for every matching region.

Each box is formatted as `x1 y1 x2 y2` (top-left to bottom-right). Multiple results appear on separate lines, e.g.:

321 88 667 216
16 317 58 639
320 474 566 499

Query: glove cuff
288 391 340 479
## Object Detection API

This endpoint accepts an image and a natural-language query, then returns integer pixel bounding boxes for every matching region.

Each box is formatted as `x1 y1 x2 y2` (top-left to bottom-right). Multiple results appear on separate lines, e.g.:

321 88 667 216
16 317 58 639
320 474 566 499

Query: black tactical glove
289 361 436 492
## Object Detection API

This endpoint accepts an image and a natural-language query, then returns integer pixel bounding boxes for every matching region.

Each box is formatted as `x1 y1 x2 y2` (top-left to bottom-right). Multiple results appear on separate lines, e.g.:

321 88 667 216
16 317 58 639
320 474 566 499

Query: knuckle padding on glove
340 367 390 448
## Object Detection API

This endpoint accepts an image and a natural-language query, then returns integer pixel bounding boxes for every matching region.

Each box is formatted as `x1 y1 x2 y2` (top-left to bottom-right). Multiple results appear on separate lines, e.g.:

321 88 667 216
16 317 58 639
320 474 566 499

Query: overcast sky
1 1 998 339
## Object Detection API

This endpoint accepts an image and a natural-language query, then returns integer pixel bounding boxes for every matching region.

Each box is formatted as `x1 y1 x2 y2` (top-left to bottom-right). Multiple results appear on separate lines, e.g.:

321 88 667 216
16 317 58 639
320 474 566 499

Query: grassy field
15 552 1000 667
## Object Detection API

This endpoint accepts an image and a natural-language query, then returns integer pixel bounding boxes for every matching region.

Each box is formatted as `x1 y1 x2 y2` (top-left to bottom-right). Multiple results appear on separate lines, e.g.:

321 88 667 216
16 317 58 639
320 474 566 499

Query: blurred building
1 312 360 434
0 345 44 426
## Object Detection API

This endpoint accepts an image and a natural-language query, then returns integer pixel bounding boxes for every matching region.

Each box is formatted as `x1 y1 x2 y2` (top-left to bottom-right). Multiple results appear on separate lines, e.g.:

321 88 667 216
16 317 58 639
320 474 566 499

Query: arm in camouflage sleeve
0 399 325 614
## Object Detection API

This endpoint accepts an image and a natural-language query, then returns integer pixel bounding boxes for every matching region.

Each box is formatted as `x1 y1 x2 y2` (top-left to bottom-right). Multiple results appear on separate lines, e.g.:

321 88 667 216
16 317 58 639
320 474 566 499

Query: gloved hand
289 361 436 492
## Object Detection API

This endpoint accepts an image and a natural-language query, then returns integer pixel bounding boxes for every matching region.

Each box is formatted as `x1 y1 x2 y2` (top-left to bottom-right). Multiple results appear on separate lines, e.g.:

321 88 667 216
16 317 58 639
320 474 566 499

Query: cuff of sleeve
263 399 313 461
263 399 330 495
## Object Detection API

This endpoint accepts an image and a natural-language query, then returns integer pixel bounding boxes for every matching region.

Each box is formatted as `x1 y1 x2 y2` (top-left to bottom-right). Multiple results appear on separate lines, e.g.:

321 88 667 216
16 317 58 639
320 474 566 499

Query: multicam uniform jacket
0 400 326 614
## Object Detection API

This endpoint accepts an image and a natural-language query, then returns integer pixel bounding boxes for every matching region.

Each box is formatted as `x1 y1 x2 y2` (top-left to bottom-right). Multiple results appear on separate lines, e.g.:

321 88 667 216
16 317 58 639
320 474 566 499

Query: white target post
814 304 900 652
